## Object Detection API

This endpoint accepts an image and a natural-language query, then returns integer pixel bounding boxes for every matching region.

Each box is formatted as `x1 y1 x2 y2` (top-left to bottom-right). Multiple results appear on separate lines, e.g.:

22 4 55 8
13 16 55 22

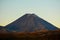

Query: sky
0 0 60 28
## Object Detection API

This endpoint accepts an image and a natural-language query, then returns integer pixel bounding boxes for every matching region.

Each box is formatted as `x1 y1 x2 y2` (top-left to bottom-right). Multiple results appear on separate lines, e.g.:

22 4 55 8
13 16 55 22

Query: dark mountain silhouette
0 26 6 32
0 26 3 30
5 14 59 32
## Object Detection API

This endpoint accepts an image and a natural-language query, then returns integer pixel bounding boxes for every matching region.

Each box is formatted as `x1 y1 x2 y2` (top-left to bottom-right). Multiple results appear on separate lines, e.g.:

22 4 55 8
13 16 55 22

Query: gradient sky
0 0 60 28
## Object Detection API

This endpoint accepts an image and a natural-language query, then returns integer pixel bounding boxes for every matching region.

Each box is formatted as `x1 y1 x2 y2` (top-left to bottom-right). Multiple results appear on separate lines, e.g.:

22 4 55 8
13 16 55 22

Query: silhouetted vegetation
0 30 60 40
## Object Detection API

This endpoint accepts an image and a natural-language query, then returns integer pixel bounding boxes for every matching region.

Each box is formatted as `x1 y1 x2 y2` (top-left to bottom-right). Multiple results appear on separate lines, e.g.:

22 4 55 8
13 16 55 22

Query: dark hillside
0 30 60 40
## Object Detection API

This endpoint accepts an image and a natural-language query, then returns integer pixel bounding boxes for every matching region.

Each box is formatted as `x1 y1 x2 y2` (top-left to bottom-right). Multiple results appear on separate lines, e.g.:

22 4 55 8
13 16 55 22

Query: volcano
5 14 59 32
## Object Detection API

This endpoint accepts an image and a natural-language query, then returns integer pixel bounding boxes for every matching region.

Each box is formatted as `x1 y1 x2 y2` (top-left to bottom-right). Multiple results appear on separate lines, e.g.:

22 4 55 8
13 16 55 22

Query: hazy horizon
0 0 60 28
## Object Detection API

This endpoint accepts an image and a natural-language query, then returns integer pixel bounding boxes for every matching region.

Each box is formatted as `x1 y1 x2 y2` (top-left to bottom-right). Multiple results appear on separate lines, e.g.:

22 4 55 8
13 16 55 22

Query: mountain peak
5 14 59 32
25 13 35 16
